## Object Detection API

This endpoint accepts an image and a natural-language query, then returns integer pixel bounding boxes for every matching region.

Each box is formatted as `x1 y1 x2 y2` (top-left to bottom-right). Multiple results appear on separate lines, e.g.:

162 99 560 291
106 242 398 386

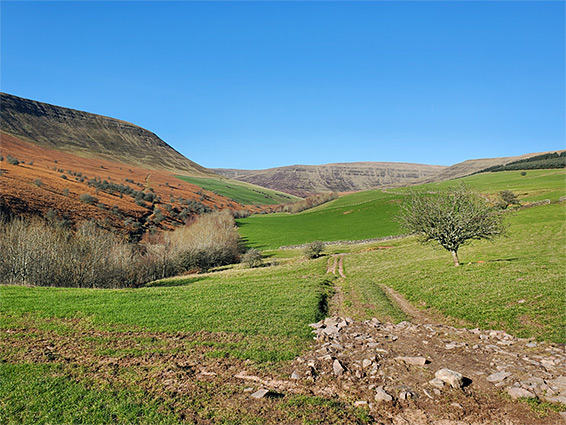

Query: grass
237 190 404 249
1 259 333 362
0 363 178 425
237 169 565 250
344 202 565 343
175 175 299 206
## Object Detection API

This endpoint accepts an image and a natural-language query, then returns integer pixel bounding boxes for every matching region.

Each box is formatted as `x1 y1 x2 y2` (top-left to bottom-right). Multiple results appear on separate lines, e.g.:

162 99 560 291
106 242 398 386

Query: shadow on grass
143 276 208 288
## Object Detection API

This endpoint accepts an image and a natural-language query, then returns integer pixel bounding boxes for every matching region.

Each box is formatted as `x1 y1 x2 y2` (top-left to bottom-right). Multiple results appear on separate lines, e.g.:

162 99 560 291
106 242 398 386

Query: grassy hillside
237 190 404 249
343 202 565 343
238 169 566 249
175 175 299 206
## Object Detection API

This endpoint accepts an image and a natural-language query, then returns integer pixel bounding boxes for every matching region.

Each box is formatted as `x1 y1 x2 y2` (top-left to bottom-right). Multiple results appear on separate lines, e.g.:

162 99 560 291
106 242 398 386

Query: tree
398 186 506 266
303 241 325 259
498 190 520 209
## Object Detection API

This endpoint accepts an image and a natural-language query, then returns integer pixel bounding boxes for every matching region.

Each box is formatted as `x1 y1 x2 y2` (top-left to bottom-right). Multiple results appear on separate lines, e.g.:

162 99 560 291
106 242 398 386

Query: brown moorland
0 132 266 234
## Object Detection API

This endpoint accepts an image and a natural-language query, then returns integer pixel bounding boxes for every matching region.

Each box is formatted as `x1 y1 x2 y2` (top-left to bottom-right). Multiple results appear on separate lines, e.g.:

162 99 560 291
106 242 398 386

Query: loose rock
435 368 465 389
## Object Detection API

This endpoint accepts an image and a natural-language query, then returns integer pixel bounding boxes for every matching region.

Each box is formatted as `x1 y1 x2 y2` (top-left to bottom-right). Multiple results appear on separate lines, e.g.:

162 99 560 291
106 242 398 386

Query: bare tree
398 186 506 266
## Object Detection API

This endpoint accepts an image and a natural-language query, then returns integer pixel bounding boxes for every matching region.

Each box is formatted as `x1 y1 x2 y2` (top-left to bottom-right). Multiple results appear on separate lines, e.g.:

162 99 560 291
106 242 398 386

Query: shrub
242 248 263 268
33 179 43 187
62 188 70 196
168 210 241 272
304 241 325 259
79 193 98 205
6 155 19 166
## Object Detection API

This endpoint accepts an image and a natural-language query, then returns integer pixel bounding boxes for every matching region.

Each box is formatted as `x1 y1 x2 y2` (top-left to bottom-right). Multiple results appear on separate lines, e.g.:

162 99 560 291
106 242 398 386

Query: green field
2 168 564 423
237 190 405 249
342 202 565 343
175 175 300 206
1 259 332 362
237 169 566 249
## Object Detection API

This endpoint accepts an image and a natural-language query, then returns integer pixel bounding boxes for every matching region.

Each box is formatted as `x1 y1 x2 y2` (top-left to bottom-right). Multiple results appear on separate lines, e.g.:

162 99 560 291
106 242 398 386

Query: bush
242 248 263 268
6 155 19 166
33 179 43 187
79 193 98 205
304 241 325 259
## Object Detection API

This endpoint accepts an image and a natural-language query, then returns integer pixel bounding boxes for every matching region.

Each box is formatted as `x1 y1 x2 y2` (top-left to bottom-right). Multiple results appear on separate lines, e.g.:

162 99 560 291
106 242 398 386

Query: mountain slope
0 92 213 176
214 162 446 197
418 151 565 184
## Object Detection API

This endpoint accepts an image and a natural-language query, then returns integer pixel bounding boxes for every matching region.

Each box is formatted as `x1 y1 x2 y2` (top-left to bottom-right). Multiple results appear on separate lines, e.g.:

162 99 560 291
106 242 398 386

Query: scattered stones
291 316 565 422
507 387 536 400
435 369 464 389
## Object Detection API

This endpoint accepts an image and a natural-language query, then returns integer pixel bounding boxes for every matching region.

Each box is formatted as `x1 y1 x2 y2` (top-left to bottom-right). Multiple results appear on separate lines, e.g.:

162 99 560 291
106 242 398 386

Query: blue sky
1 1 564 169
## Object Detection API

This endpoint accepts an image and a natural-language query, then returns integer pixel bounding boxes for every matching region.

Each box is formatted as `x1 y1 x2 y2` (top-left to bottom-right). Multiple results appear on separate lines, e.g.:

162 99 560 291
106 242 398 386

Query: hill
213 162 446 197
0 92 213 176
417 150 565 184
237 168 566 250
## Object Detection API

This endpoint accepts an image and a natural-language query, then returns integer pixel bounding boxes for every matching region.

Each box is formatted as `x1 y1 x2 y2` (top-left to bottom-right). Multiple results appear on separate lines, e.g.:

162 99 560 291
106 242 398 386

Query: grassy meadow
175 175 299 206
341 202 565 343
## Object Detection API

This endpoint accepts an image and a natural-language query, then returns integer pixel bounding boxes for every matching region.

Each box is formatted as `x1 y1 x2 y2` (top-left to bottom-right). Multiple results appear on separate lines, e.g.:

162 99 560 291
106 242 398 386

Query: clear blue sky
1 1 564 169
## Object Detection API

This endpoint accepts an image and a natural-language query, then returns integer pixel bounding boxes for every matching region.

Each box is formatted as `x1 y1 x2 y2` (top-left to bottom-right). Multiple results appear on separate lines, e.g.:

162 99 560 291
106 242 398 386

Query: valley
1 93 565 424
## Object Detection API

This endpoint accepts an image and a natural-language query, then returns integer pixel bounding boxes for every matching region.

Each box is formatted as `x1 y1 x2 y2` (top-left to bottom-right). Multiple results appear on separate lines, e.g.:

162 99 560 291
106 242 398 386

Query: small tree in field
398 186 506 266
498 190 520 209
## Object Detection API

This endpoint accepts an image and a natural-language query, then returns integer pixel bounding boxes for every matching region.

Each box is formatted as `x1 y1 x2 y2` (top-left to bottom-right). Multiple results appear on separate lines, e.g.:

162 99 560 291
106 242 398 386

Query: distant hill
0 92 213 177
417 150 566 184
213 162 447 197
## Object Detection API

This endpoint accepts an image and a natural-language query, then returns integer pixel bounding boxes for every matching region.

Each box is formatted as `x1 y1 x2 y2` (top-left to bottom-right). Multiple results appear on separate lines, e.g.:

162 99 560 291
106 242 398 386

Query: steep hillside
0 92 213 176
0 132 269 237
214 162 446 197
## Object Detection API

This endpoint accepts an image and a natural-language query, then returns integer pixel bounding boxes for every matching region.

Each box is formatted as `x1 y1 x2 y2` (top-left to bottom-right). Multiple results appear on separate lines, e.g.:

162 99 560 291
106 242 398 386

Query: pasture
175 175 299 206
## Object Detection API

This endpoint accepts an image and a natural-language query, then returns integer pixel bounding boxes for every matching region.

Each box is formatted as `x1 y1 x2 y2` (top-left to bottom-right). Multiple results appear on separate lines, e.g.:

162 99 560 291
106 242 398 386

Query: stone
309 321 324 329
487 371 512 383
435 369 464 389
362 358 373 368
323 326 339 336
374 388 393 402
250 388 270 399
290 371 300 380
395 356 428 366
324 317 339 327
451 403 463 409
429 378 445 389
333 359 345 376
399 391 414 400
354 400 368 407
550 376 566 391
545 395 566 405
423 388 434 399
507 387 536 400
